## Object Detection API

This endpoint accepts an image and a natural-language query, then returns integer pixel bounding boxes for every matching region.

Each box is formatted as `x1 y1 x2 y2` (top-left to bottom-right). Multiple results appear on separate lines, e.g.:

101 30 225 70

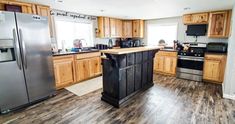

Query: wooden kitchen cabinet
154 56 164 72
97 17 144 38
203 54 227 83
208 10 232 38
89 57 102 76
36 5 50 16
97 17 110 38
0 0 35 14
53 52 102 89
183 12 209 24
53 55 75 89
132 20 144 38
75 52 102 82
122 20 133 38
76 59 91 82
154 51 177 75
116 19 123 37
0 1 53 37
193 13 209 24
110 18 117 37
183 14 193 24
110 18 123 37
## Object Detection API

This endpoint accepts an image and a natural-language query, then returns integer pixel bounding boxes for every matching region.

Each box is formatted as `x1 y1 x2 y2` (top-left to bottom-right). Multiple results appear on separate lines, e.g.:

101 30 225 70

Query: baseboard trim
223 94 235 100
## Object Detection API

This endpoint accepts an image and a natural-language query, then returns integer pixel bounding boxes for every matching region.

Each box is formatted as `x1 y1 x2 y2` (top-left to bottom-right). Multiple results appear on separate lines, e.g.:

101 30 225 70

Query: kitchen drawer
157 51 177 57
53 55 74 61
205 54 226 60
76 52 101 60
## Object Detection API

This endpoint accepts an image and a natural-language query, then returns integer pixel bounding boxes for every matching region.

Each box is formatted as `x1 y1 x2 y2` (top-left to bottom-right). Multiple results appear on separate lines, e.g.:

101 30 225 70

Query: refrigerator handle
19 29 27 69
13 29 22 70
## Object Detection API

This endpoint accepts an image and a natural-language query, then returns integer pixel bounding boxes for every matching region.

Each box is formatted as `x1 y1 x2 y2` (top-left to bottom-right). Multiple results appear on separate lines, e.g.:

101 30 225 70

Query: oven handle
178 57 204 62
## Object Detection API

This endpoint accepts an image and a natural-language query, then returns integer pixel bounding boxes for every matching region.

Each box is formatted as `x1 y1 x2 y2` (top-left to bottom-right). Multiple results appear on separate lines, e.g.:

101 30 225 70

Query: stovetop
178 51 205 57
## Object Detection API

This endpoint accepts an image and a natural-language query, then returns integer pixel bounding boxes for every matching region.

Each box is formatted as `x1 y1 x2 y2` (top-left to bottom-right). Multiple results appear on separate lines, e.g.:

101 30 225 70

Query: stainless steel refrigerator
0 11 55 114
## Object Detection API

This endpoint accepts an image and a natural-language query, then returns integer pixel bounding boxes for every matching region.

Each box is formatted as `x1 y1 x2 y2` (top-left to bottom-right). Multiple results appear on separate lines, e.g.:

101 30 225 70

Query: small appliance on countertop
207 42 228 53
120 39 142 48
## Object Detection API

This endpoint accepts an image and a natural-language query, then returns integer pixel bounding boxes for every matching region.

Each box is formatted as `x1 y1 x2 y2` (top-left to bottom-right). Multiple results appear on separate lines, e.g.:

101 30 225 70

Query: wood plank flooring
1 74 235 124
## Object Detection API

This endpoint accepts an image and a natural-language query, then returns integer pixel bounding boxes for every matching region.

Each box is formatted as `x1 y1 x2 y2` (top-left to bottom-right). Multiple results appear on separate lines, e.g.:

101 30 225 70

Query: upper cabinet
132 20 145 38
97 17 145 38
0 0 36 14
36 5 50 16
97 17 110 38
122 20 133 38
183 10 232 38
110 18 123 38
115 19 123 37
0 0 53 37
183 13 209 25
208 10 232 38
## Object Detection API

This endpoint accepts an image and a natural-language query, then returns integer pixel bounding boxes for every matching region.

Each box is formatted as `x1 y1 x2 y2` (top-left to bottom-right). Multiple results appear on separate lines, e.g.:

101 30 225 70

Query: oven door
177 56 204 70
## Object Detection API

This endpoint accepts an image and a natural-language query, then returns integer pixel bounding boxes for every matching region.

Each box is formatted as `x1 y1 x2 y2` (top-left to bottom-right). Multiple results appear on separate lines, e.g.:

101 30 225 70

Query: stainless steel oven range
176 43 207 81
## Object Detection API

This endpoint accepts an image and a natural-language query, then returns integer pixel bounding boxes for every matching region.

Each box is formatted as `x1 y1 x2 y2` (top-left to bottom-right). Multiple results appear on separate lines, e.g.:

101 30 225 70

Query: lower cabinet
90 57 102 76
53 52 102 89
76 59 91 82
203 54 227 83
76 57 102 82
154 51 177 75
53 55 75 89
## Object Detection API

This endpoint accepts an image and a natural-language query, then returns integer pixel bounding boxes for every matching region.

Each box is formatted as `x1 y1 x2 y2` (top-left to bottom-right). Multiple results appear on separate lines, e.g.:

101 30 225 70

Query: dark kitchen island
100 47 160 107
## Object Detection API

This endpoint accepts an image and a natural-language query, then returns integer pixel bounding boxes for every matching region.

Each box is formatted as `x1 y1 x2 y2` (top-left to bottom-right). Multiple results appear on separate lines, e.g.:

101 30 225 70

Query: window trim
146 22 178 47
54 16 95 49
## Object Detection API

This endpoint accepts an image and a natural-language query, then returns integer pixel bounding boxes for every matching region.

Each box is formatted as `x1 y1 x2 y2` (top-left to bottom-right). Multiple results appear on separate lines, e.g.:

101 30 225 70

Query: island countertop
100 46 161 55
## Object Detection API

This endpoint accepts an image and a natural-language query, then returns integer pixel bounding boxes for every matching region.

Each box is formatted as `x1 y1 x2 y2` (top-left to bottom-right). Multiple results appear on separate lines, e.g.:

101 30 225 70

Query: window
55 20 94 49
147 23 178 47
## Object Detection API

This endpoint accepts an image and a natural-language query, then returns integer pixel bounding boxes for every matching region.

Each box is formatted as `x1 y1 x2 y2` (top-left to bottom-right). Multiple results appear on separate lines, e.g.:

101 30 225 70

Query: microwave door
0 11 28 113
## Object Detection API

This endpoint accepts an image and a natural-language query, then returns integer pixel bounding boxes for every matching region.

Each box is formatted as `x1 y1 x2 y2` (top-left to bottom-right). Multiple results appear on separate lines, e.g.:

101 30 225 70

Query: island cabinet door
147 59 154 84
142 52 149 86
126 67 135 95
134 64 142 91
134 52 143 91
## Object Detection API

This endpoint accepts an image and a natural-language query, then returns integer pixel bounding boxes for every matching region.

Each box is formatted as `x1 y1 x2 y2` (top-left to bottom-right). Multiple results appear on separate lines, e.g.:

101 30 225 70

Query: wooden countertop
100 46 161 55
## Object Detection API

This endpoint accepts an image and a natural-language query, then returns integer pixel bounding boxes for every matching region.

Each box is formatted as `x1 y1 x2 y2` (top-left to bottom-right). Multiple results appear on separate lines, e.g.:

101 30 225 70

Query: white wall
223 6 235 99
144 17 228 45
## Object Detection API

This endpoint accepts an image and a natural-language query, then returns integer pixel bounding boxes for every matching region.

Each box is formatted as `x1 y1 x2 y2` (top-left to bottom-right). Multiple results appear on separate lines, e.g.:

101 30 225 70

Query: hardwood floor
1 74 235 124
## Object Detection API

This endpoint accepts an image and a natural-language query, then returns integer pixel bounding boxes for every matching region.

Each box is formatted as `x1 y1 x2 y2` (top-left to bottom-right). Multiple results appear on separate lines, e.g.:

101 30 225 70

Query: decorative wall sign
50 9 97 21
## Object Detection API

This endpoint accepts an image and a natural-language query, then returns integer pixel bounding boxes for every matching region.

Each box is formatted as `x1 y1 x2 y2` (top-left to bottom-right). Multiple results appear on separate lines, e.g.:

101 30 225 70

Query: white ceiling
23 0 234 19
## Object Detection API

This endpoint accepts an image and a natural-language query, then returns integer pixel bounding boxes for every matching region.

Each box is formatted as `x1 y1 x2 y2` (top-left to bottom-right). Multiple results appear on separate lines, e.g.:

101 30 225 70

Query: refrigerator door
15 13 55 102
0 11 28 113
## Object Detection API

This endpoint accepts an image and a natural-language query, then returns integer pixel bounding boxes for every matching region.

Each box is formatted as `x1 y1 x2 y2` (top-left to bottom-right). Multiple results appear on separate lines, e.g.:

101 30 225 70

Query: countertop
53 50 100 56
100 46 161 55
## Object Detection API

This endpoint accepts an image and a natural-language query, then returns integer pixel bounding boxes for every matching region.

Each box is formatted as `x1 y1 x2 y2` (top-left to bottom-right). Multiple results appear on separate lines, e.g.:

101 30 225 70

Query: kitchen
0 0 235 123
